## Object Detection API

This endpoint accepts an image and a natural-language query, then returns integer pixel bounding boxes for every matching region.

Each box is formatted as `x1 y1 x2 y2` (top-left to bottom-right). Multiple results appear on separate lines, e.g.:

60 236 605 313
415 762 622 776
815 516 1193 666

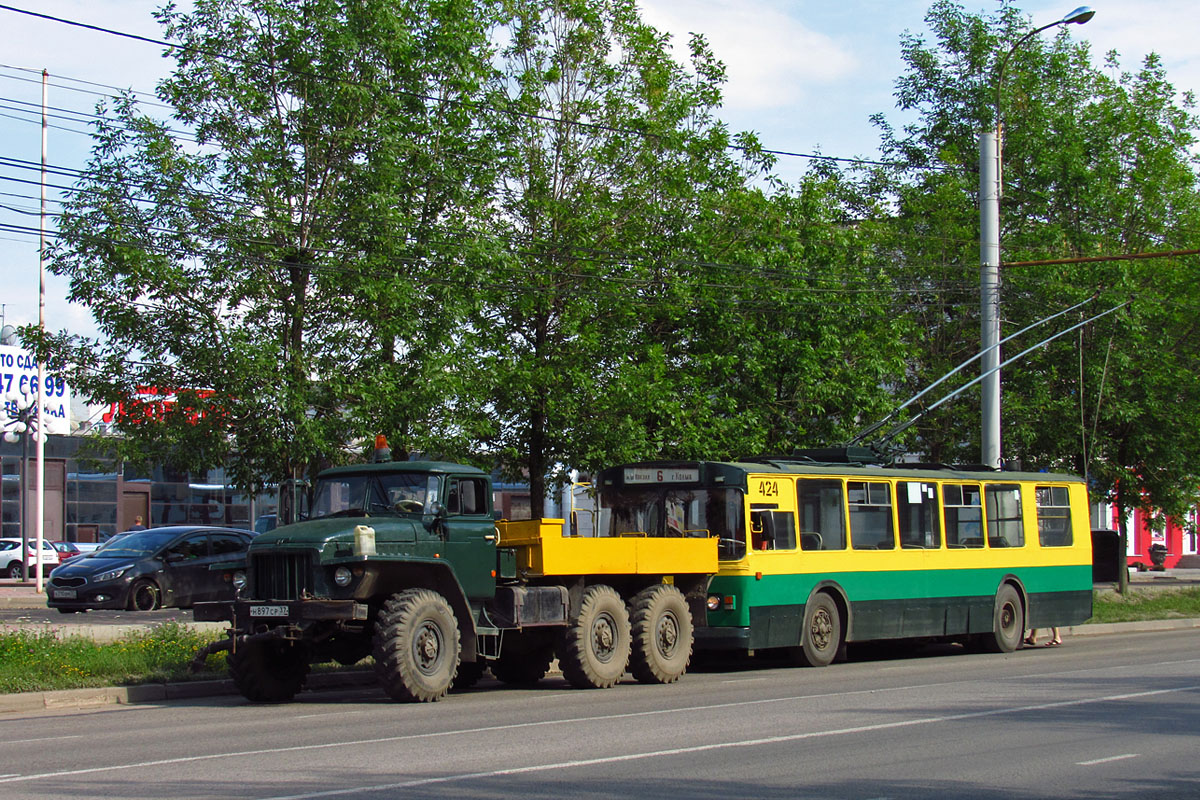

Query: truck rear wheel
628 584 693 684
373 589 460 702
559 584 631 689
228 638 310 702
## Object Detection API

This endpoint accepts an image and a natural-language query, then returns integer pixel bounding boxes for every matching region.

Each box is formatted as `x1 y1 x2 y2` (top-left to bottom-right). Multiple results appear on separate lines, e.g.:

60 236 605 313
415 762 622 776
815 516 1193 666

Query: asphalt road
1 628 1196 800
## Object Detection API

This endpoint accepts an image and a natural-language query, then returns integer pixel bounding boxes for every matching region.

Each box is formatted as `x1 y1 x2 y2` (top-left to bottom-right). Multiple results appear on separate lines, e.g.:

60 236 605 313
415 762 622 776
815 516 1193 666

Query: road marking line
2 682 1195 789
1077 753 1140 766
259 686 1197 800
4 735 84 744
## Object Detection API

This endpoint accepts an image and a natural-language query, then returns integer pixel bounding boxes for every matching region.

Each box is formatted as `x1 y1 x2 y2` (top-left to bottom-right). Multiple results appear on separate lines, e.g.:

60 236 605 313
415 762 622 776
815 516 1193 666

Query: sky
0 0 1196 345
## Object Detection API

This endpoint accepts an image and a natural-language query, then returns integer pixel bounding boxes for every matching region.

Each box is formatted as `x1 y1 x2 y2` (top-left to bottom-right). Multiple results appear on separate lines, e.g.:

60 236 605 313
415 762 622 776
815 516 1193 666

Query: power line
0 5 913 173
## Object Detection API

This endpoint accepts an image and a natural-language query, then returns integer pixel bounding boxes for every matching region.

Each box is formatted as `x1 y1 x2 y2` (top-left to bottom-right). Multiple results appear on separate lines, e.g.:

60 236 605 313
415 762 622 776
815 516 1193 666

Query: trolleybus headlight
231 570 247 591
706 594 722 611
333 566 353 587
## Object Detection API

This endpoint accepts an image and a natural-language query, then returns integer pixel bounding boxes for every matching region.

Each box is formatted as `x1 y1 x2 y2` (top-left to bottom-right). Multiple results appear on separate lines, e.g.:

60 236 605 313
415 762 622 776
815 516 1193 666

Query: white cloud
640 0 858 111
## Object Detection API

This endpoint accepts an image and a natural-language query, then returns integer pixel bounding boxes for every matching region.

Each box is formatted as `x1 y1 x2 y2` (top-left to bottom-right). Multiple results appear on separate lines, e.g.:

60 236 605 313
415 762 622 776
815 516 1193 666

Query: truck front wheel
628 584 693 684
559 584 631 689
228 638 310 702
373 589 460 702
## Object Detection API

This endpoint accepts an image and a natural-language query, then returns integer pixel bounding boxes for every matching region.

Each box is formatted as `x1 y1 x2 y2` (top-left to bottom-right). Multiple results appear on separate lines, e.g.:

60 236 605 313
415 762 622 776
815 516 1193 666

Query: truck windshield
597 486 743 548
310 472 439 519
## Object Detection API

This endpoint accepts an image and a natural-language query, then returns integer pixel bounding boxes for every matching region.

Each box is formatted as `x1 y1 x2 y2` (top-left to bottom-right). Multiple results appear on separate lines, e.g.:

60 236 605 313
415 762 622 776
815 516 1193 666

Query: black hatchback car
46 526 255 612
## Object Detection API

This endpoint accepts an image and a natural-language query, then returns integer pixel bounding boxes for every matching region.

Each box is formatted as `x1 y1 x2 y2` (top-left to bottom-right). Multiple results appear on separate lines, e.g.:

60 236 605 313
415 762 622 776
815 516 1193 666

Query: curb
1 618 1197 715
0 670 380 715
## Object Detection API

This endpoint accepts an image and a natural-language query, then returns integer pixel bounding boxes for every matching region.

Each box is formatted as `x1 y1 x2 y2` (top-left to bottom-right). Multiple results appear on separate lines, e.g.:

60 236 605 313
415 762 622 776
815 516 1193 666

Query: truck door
442 475 497 602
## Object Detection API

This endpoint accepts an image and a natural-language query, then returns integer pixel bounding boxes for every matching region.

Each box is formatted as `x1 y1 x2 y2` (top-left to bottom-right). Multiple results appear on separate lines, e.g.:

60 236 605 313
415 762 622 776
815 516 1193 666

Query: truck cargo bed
496 519 717 577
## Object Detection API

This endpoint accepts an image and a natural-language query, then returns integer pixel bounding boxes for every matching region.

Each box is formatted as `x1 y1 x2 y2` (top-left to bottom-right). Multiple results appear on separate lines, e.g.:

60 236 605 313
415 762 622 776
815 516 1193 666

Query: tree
864 1 1200 526
470 0 771 515
39 0 503 490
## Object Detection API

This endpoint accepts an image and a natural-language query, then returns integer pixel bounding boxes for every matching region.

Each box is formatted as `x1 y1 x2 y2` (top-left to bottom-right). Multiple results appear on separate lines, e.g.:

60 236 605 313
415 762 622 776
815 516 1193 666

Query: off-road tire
228 638 310 702
558 584 631 689
628 585 693 684
373 589 460 702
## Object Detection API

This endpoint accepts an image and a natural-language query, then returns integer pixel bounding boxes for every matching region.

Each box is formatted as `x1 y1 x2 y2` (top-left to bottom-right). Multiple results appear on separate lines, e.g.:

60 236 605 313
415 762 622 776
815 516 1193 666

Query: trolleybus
594 451 1092 665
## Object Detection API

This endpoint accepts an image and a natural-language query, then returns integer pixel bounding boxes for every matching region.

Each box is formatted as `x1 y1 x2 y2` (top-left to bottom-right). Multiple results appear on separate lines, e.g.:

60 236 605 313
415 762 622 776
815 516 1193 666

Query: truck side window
448 478 487 515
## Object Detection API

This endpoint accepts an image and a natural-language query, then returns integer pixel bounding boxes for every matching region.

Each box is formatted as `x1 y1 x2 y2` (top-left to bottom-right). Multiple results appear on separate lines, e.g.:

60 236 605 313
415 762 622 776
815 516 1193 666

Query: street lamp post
979 6 1095 469
2 393 39 583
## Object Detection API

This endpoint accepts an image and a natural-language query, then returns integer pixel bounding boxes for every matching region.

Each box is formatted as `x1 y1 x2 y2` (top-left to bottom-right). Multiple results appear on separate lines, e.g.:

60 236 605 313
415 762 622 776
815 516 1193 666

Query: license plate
249 605 289 617
52 589 77 599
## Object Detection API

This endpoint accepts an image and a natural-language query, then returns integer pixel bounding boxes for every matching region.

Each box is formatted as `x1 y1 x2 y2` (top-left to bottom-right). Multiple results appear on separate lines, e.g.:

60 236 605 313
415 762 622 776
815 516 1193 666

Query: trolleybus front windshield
599 486 744 553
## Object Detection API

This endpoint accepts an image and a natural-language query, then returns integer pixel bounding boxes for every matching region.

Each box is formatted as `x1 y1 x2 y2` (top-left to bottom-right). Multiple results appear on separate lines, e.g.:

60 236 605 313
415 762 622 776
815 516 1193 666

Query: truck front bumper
194 599 371 630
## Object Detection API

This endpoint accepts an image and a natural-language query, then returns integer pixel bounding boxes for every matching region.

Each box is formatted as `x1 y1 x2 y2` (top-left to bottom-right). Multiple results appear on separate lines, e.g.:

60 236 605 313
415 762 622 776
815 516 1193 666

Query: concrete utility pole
979 6 1095 469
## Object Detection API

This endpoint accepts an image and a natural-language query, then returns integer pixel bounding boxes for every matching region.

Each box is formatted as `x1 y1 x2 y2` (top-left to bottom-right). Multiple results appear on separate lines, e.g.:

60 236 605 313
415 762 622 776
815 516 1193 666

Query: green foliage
859 1 1200 520
0 623 224 694
38 0 505 489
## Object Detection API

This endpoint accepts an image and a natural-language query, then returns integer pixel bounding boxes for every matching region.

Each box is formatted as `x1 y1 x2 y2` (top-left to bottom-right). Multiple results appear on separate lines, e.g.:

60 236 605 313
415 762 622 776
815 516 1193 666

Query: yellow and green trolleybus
595 451 1093 665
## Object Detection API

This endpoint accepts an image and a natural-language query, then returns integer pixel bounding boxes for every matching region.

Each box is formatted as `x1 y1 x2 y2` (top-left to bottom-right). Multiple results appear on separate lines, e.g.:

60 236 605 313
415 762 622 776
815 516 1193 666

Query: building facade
0 434 270 543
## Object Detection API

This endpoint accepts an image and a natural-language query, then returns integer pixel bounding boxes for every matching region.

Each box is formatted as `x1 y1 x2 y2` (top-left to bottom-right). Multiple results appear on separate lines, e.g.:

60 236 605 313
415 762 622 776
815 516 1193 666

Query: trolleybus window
1036 485 1073 547
797 478 846 550
897 481 941 548
750 507 797 551
985 484 1024 548
944 483 983 547
599 486 743 547
848 481 895 550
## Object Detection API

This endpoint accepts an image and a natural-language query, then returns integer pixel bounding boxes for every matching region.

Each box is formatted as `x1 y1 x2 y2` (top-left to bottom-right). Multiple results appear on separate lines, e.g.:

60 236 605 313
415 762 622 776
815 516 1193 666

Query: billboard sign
0 344 71 438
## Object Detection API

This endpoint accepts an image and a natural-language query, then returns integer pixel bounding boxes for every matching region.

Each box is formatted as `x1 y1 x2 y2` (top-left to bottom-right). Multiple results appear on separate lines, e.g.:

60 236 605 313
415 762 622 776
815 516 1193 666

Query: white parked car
0 538 62 579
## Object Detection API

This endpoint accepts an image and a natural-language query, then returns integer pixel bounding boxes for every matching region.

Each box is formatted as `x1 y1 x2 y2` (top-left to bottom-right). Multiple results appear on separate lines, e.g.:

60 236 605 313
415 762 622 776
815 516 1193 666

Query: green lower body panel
698 566 1092 652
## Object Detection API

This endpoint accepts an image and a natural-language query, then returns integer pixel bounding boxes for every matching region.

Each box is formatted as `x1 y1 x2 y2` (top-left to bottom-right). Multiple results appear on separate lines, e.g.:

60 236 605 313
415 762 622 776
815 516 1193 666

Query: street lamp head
1062 6 1096 25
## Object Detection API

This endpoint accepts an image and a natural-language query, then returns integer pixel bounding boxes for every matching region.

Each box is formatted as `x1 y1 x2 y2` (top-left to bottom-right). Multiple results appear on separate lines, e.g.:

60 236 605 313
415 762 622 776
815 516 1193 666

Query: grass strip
1089 586 1200 623
0 622 226 695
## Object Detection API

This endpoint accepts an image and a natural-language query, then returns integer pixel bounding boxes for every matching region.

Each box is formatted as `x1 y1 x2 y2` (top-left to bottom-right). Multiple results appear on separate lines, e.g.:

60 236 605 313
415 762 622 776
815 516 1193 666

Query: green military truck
194 453 716 703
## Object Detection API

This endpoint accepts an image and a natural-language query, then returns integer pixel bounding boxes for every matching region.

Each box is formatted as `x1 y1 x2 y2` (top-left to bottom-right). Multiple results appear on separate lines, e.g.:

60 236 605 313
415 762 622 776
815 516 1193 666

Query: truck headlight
706 594 722 611
232 570 247 591
333 566 353 587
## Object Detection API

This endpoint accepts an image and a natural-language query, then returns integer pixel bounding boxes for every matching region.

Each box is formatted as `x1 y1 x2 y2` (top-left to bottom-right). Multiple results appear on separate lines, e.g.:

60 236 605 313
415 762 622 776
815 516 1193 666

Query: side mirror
423 502 448 531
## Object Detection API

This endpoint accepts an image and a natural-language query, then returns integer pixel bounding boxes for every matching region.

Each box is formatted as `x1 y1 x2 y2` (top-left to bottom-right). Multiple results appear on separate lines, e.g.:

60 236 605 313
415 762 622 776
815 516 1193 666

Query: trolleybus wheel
228 637 310 702
559 584 631 689
373 588 460 702
986 584 1024 653
795 592 841 667
628 584 693 684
